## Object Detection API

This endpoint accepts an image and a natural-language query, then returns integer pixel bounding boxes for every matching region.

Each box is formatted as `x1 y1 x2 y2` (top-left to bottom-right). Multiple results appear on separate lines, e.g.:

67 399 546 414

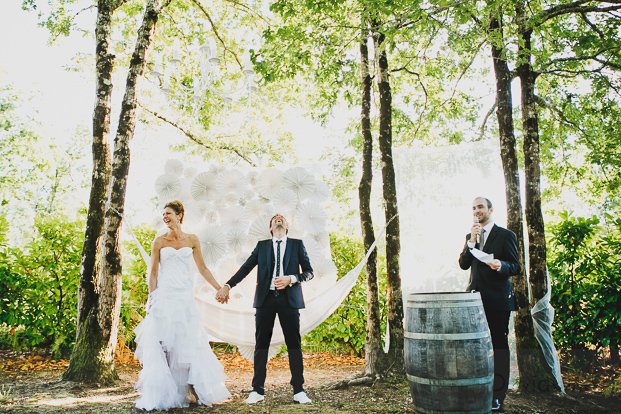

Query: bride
134 200 231 410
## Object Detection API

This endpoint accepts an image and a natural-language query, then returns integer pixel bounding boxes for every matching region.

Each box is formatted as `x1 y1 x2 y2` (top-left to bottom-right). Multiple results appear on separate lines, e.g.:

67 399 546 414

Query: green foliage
548 212 621 365
303 232 387 356
119 224 156 348
0 80 90 241
0 213 84 356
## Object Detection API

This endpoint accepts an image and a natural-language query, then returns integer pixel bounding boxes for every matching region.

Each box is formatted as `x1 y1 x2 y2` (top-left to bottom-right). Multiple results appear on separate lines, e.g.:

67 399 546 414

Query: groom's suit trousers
253 289 304 394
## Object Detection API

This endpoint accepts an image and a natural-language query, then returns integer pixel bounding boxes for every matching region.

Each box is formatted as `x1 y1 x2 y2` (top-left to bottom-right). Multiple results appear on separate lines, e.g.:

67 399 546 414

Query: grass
0 384 14 404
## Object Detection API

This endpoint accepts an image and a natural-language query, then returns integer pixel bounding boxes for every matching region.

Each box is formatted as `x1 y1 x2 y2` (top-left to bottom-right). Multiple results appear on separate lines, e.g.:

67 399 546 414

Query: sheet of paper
470 248 494 263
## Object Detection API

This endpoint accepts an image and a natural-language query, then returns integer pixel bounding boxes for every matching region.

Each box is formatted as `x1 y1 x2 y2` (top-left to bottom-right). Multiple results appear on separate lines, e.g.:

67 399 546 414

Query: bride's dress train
133 246 230 410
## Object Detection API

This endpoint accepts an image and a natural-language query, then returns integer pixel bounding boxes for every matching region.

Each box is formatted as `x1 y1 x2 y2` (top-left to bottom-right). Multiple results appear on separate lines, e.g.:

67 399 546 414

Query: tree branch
477 99 497 141
533 94 596 149
532 1 621 28
189 0 242 69
138 103 256 166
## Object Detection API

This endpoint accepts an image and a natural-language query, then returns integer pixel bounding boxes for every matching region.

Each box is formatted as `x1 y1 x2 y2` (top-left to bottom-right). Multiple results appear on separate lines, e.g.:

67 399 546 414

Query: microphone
473 216 480 244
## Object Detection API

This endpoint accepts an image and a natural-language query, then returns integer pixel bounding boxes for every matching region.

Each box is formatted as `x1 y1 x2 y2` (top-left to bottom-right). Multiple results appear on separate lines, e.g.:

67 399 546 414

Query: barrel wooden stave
405 292 493 414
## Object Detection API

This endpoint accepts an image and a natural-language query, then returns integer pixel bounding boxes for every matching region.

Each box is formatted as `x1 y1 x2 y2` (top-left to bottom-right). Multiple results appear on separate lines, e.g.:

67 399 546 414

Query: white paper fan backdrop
272 188 298 214
155 174 182 199
283 167 315 200
217 169 249 198
191 172 218 201
164 158 185 176
256 168 283 199
295 201 327 235
198 225 228 266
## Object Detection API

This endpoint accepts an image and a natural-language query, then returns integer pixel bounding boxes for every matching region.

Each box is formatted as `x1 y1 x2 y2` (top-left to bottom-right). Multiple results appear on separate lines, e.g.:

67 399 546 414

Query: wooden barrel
405 292 493 414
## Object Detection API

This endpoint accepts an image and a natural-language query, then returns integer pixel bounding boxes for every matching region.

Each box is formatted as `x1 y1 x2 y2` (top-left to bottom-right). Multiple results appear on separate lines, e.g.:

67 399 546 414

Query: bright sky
0 2 93 137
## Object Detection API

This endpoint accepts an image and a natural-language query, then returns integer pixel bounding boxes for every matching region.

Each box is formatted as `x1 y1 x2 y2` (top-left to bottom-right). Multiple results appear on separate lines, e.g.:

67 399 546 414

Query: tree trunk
488 9 545 395
64 0 166 383
63 0 115 383
359 27 385 376
516 1 561 393
374 30 404 373
100 0 166 371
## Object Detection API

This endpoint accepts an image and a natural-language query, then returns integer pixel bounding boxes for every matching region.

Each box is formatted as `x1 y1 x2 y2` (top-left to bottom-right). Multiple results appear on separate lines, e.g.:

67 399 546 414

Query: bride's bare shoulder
152 235 167 248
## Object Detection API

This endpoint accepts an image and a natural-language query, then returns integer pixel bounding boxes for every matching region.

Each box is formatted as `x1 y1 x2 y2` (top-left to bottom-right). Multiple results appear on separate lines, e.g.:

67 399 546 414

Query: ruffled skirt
133 288 230 411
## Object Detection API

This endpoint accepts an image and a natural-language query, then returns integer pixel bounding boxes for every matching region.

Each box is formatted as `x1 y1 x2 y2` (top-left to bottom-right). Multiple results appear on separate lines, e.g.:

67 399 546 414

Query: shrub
119 224 155 349
0 214 83 356
303 232 387 356
548 212 621 366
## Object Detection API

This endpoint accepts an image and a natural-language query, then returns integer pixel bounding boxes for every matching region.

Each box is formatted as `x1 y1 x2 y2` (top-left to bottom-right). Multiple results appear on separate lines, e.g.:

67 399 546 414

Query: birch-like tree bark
359 24 386 376
374 29 404 370
64 0 169 383
63 0 121 383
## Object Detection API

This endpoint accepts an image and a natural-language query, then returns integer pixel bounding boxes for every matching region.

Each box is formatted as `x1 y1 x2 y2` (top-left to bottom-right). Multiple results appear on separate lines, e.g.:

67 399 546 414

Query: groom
216 213 314 404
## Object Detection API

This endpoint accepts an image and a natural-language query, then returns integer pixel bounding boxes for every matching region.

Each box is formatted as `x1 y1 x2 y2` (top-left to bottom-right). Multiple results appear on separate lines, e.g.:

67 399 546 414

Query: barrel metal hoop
407 301 482 308
404 331 489 340
407 373 494 386
412 405 492 414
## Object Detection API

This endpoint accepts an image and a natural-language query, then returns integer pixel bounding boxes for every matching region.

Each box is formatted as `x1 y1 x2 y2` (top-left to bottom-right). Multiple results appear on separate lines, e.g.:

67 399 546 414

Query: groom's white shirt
271 235 297 289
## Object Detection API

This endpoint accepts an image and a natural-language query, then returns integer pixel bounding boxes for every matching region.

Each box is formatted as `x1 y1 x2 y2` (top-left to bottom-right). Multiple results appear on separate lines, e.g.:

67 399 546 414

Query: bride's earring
176 220 180 226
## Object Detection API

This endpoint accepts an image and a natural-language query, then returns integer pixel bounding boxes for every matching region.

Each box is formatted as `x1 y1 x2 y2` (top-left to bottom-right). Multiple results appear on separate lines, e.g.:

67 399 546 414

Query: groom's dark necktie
275 240 282 297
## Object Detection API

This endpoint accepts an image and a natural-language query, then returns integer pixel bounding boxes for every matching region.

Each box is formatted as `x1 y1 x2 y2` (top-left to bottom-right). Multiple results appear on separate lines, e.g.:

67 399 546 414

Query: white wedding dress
134 246 230 411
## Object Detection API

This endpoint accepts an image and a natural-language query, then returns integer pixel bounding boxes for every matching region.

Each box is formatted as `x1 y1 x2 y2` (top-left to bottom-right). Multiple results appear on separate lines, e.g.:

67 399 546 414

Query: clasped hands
215 276 292 304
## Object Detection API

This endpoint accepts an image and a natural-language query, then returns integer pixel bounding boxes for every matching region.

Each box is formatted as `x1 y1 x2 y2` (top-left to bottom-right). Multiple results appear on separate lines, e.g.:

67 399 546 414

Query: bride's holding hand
134 200 230 411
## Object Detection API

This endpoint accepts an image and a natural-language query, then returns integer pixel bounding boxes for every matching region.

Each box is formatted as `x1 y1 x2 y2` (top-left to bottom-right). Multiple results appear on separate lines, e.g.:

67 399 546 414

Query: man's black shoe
492 398 503 411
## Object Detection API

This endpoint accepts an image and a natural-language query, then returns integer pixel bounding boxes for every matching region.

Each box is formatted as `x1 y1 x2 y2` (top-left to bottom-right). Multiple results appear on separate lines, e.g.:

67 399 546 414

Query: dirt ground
1 350 620 413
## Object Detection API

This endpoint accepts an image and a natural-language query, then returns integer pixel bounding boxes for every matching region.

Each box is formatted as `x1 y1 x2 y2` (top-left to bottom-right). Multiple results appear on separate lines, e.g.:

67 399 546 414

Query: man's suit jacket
459 224 520 311
226 238 314 309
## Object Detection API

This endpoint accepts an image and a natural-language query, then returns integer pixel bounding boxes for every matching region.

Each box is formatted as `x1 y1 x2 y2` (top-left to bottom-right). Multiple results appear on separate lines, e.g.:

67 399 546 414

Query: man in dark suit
216 213 314 404
459 197 521 412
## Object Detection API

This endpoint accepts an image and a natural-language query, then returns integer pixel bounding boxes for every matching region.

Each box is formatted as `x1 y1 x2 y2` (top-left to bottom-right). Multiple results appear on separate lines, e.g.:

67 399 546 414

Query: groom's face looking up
270 214 289 236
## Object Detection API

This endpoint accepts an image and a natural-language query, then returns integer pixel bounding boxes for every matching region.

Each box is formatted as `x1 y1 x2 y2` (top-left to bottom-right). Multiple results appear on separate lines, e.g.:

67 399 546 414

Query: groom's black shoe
492 398 503 412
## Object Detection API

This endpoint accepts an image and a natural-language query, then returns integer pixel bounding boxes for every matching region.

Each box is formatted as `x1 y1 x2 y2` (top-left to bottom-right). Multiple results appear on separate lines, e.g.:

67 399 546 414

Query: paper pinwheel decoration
310 231 331 248
208 162 227 176
245 199 275 220
312 258 338 278
217 169 249 199
272 188 298 214
283 167 315 200
226 227 248 252
164 158 185 177
295 201 327 235
197 224 228 266
248 216 272 241
301 237 321 265
246 169 259 189
191 172 218 201
155 174 182 200
311 179 330 204
256 168 283 199
183 166 198 179
220 205 251 233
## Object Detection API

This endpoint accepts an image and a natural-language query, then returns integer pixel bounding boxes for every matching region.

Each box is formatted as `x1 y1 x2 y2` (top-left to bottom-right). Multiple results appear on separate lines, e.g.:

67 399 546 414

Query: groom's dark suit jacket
226 238 314 308
458 224 520 311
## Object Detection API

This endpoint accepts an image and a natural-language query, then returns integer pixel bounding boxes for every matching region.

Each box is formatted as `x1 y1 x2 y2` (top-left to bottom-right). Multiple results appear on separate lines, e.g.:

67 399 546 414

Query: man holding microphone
459 197 521 411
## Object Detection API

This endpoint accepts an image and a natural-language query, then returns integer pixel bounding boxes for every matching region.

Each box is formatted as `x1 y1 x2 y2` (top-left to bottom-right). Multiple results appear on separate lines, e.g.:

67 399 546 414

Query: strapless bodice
157 246 194 291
